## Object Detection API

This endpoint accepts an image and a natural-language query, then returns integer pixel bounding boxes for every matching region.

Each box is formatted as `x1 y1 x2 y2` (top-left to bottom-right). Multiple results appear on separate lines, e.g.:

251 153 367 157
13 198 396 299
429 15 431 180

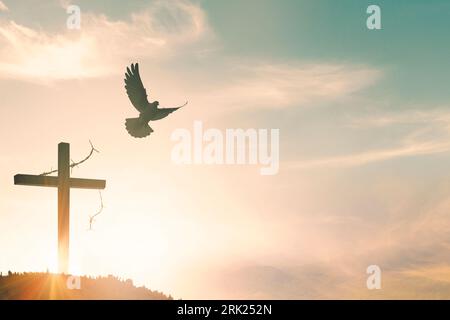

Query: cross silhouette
14 142 106 274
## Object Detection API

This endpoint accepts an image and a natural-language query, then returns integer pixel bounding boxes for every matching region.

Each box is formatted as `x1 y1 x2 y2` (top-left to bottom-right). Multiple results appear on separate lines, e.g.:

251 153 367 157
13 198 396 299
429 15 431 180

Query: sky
1 0 450 299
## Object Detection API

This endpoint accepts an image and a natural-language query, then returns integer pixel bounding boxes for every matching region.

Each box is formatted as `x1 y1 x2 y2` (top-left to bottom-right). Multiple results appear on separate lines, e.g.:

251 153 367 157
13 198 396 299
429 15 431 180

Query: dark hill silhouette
0 271 171 300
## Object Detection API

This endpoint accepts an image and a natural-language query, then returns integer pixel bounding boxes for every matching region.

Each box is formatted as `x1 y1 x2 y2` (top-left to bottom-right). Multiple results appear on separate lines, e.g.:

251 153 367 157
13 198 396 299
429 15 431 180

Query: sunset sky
1 0 450 299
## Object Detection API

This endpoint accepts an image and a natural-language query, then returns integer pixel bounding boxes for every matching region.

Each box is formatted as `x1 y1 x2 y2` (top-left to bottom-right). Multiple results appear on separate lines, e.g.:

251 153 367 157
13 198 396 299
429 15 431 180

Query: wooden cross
13 142 106 274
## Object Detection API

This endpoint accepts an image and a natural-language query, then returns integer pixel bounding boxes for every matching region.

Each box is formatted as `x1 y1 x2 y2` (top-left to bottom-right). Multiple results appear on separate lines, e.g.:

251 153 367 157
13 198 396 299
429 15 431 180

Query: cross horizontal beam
14 174 106 190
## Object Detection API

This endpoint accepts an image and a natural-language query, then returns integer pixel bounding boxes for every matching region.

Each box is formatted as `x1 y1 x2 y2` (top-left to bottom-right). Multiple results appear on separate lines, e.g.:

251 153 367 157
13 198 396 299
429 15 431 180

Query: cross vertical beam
14 142 106 275
58 142 70 274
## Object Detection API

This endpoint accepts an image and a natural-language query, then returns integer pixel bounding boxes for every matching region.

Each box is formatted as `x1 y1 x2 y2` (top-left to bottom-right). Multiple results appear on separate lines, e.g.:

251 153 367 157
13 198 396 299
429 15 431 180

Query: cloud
0 0 212 81
292 141 450 169
219 202 450 299
0 1 8 12
202 63 381 110
291 108 450 169
344 193 450 298
0 0 380 114
221 191 450 299
217 264 344 299
348 108 450 128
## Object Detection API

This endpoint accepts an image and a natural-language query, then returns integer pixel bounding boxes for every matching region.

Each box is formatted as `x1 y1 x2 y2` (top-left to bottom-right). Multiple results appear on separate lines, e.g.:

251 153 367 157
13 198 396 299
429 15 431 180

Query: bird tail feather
125 118 153 138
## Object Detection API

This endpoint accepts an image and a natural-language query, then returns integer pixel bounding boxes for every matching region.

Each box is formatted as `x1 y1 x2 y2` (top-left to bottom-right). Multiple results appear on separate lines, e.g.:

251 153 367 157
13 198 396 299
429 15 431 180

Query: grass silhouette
0 271 171 300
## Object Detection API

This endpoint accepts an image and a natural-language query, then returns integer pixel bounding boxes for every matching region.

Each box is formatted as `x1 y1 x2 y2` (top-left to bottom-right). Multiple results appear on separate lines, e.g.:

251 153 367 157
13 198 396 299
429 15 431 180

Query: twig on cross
89 191 104 231
39 140 99 176
39 167 58 176
71 140 99 170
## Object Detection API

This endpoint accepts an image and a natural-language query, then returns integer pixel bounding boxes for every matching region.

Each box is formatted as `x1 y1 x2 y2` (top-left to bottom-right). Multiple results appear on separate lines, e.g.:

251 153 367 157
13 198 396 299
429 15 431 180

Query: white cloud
203 63 381 110
0 0 380 112
348 108 450 128
0 0 381 114
0 1 8 12
292 108 450 169
292 141 450 169
0 0 212 81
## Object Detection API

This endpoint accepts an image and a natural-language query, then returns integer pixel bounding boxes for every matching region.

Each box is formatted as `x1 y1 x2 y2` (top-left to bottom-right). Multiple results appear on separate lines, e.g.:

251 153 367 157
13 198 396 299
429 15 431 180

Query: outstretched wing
152 101 188 121
124 63 149 113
